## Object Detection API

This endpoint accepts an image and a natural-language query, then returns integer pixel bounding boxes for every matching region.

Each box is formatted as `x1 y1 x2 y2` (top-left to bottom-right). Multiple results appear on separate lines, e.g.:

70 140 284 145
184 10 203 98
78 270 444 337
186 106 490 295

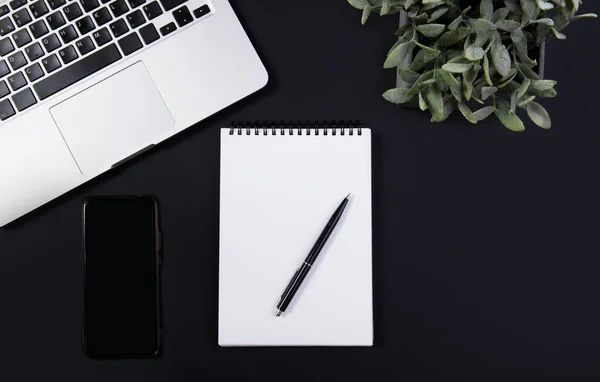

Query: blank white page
219 127 372 346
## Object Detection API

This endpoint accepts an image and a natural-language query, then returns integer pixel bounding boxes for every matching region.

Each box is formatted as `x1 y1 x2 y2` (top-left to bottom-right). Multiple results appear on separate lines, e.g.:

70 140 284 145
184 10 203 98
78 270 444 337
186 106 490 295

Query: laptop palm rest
50 62 175 175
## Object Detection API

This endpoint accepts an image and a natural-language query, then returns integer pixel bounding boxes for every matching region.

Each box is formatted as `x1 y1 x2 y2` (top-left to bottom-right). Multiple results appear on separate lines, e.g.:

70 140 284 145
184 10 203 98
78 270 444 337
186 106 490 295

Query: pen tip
276 310 282 317
346 193 352 200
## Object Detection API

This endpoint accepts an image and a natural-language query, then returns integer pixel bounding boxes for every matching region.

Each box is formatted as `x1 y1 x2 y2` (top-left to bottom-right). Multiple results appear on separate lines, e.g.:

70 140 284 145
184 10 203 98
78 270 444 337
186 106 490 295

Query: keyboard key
0 5 9 18
12 87 36 111
29 19 48 38
172 5 191 27
24 62 44 81
0 37 14 56
46 11 65 29
126 9 144 29
0 17 15 36
0 60 9 78
80 0 100 12
12 28 31 47
142 1 161 20
0 99 15 120
42 33 61 52
13 8 32 27
41 53 60 72
92 7 112 26
29 1 49 18
48 0 67 10
159 0 185 12
33 43 121 100
159 21 175 36
24 41 43 60
109 18 127 37
101 0 111 3
75 35 94 55
128 0 145 8
0 80 9 97
117 32 141 55
92 26 111 46
9 0 28 11
76 16 94 35
138 23 158 44
7 71 26 90
63 2 82 21
193 4 210 18
109 0 128 17
58 24 77 43
7 51 26 70
58 44 77 63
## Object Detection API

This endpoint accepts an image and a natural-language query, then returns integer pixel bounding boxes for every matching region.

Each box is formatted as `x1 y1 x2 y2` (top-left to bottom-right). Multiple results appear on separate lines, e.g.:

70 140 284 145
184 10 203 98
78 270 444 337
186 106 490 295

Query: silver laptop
0 0 267 226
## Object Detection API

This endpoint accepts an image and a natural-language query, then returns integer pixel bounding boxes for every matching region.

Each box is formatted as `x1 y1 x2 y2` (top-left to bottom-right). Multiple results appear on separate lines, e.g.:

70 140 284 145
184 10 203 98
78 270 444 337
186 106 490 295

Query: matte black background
2 1 600 381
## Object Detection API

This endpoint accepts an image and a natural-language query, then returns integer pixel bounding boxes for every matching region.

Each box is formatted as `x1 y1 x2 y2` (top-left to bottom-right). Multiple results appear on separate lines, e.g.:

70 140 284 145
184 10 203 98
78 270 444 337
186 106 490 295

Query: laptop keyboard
0 0 212 121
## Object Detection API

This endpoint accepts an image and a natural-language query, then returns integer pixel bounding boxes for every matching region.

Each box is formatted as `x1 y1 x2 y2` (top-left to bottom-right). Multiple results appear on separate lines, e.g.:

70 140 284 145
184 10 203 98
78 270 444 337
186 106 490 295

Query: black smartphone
83 195 161 358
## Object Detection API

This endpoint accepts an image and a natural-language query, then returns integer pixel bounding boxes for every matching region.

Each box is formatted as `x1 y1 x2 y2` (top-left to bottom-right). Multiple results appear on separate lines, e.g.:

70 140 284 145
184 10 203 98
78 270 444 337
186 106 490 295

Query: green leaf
531 18 555 26
398 68 421 84
526 101 551 128
481 0 493 19
380 0 391 15
451 78 463 102
428 6 449 22
347 0 368 9
475 18 497 33
491 37 511 76
498 68 518 88
458 103 477 124
495 98 525 131
536 0 555 10
491 8 510 23
438 31 460 46
448 16 463 31
481 86 498 100
426 85 444 121
414 40 440 53
521 0 540 24
361 4 373 24
517 78 531 98
472 106 495 121
383 88 413 104
517 95 536 107
419 91 428 111
441 63 472 73
571 13 598 20
384 40 415 68
408 70 436 96
551 27 566 39
439 69 460 87
496 19 521 31
511 28 525 43
465 45 485 61
416 24 445 38
530 79 557 92
409 49 440 71
483 54 493 86
517 63 541 80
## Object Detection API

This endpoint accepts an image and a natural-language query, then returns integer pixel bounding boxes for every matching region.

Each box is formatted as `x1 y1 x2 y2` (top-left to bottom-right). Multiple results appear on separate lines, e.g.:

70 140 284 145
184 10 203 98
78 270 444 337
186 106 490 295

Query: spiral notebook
219 121 373 347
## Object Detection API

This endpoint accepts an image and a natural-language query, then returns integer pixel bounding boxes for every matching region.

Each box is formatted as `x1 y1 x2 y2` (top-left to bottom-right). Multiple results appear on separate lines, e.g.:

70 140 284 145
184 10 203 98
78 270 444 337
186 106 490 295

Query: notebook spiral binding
229 120 362 136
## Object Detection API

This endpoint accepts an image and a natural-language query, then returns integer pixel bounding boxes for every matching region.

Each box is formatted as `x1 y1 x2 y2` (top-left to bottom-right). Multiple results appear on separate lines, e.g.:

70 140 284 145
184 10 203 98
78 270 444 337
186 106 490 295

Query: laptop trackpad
50 62 175 174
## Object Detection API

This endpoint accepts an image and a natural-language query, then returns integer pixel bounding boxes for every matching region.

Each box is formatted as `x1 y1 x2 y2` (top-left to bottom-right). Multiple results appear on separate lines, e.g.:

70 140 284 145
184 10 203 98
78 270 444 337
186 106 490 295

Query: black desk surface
3 1 600 381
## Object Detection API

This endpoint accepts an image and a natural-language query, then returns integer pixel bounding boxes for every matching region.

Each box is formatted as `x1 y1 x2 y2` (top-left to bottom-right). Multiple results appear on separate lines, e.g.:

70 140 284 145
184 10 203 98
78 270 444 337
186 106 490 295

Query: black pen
275 194 352 317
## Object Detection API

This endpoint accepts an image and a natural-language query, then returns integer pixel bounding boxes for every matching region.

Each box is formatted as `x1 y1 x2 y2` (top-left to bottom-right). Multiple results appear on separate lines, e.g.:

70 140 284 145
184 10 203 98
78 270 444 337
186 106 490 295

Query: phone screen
83 196 160 357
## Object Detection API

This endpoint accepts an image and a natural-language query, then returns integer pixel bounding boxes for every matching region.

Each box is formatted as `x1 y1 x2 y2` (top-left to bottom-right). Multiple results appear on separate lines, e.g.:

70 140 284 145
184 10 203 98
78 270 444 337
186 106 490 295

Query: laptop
0 0 267 226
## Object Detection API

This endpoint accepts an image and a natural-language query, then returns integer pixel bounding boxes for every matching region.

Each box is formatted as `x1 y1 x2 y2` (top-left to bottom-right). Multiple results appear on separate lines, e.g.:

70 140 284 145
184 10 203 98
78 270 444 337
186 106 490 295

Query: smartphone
83 195 161 358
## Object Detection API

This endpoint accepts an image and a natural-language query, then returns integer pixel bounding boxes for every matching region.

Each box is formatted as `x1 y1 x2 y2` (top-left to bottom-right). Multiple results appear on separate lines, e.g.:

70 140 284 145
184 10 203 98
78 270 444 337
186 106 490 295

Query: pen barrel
276 262 312 313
